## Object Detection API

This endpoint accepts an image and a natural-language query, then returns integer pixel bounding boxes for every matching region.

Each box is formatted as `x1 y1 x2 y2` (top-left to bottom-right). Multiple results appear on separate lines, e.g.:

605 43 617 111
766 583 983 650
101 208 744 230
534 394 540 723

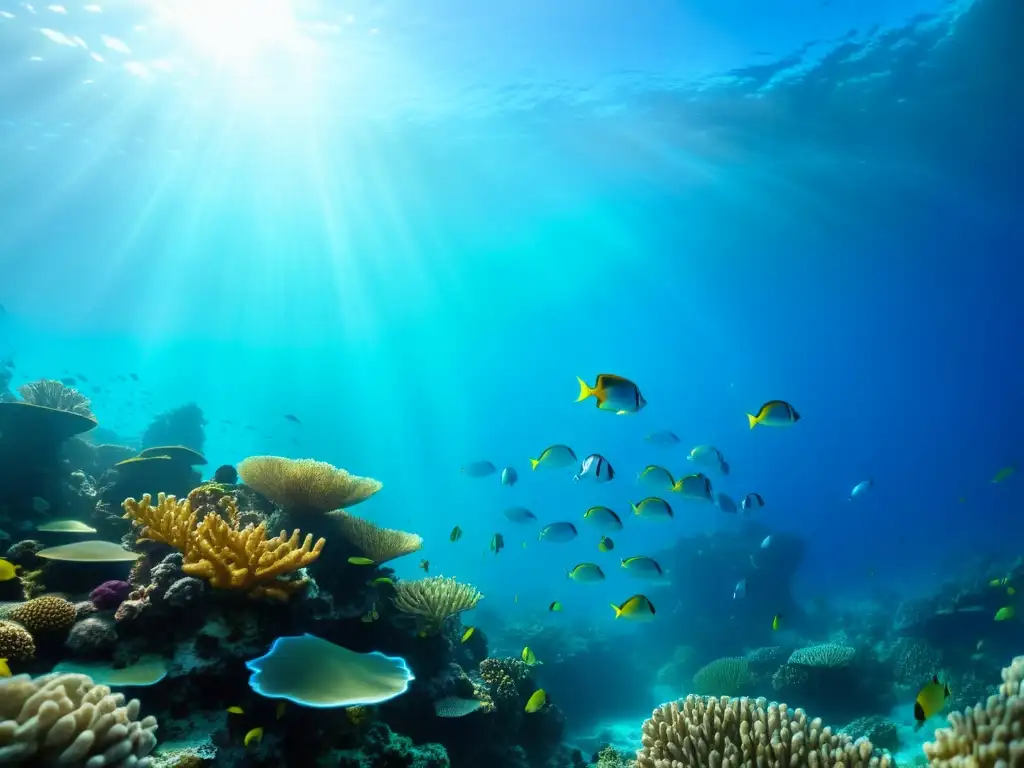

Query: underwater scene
0 0 1022 765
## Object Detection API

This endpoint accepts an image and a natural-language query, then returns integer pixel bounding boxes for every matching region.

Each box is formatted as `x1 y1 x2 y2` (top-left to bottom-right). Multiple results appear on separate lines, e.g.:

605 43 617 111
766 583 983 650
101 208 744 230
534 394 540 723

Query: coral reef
16 378 94 418
237 456 383 516
393 576 484 634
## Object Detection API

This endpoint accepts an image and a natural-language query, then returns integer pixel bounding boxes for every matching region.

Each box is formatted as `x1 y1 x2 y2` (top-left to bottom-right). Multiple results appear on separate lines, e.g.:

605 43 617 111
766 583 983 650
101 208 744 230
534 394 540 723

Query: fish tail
529 457 540 470
575 376 594 402
746 413 759 430
609 603 622 618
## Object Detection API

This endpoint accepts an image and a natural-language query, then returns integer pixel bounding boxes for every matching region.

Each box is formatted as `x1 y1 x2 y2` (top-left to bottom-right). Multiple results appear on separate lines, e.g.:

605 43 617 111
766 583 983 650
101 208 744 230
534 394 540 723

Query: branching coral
122 492 325 601
328 510 423 563
16 378 94 418
636 695 890 768
0 672 158 763
392 576 483 633
924 655 1024 767
480 657 530 707
237 456 383 514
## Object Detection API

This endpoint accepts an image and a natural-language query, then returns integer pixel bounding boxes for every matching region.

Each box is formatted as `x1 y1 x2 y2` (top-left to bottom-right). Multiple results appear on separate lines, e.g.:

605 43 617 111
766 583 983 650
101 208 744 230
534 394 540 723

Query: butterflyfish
504 507 537 524
0 658 9 678
688 445 728 474
501 466 518 487
637 465 675 491
995 606 1015 621
461 626 475 643
244 727 264 747
227 706 244 715
529 444 577 470
538 522 578 542
630 497 673 520
491 533 505 553
620 556 664 579
645 430 680 445
610 594 656 621
462 460 497 478
568 563 605 583
522 647 539 665
348 557 375 566
914 676 950 730
672 473 713 500
450 526 462 542
741 493 765 513
369 577 394 587
0 559 19 582
746 400 801 429
772 614 782 631
419 560 429 572
716 493 738 513
598 536 614 552
549 601 563 612
576 373 646 414
583 506 623 531
524 689 547 713
574 453 615 483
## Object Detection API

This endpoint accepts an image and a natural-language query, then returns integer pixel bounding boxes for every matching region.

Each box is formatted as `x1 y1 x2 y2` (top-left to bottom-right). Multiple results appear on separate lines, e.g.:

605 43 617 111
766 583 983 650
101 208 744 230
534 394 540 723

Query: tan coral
924 655 1024 768
237 456 383 514
635 694 889 768
122 492 325 601
328 509 422 563
4 596 76 635
0 621 35 661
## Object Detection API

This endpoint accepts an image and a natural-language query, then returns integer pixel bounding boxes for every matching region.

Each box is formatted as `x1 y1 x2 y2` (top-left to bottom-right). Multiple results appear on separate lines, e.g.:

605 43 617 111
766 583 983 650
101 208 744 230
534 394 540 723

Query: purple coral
90 580 131 610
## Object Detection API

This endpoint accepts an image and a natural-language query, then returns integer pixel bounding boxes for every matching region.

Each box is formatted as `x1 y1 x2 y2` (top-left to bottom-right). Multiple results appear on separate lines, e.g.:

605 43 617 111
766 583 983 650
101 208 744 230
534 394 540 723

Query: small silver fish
501 467 518 487
734 578 747 599
574 454 615 483
760 535 772 549
462 461 497 478
849 479 872 500
715 492 738 514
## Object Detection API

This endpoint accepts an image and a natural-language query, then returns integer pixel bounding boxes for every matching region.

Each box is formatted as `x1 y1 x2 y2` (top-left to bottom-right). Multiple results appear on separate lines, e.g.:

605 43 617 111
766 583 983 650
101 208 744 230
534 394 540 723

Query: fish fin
609 603 622 618
529 458 540 470
575 376 593 402
932 674 940 684
746 413 759 429
630 501 640 515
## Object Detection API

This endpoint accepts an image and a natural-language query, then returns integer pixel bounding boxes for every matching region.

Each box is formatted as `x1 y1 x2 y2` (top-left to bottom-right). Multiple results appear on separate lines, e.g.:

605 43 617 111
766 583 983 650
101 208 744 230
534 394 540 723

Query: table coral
123 492 325 601
237 455 383 514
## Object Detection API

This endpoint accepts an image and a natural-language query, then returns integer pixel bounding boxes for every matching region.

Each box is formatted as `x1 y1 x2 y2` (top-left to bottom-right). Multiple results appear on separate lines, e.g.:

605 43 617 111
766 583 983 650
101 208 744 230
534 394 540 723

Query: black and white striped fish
574 453 615 483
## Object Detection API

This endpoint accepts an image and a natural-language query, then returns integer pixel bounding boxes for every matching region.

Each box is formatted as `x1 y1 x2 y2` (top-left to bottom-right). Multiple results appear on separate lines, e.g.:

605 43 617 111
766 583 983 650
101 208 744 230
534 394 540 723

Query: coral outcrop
393 576 484 633
122 492 325 601
237 456 383 515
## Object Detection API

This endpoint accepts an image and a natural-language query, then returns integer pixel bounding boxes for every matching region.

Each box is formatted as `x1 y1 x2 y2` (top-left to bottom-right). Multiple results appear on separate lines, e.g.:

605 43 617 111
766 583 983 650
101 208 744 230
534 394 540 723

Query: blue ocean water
1 0 1022 763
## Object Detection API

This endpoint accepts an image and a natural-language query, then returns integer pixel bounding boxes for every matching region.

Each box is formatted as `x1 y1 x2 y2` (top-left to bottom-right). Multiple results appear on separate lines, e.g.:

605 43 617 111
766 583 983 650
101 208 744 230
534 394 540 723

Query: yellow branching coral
122 493 326 601
327 510 422 564
393 576 483 633
237 456 383 514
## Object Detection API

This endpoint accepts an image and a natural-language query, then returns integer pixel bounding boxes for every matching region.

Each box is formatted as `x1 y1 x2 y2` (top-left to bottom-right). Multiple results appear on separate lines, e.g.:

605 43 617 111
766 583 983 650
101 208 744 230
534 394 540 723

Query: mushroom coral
237 456 382 515
327 509 423 564
122 492 325 601
245 634 413 708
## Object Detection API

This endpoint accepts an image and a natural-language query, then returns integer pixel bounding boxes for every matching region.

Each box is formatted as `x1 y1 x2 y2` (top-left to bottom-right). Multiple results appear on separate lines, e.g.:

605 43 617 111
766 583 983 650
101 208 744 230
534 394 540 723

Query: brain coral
5 596 77 634
0 621 35 661
636 695 890 768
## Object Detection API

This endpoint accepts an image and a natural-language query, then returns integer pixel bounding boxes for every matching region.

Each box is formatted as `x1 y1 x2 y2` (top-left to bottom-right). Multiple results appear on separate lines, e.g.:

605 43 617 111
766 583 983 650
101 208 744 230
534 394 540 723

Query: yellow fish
772 614 782 631
629 497 673 520
995 606 1015 621
529 444 577 470
348 556 375 566
1010 587 1017 597
461 627 475 643
419 559 430 572
369 577 394 588
576 374 647 414
243 727 264 747
610 594 656 621
0 559 20 582
598 536 614 552
522 647 538 665
226 706 244 715
914 676 950 731
524 689 547 713
992 465 1017 483
746 400 801 429
549 601 563 612
990 577 1010 587
0 658 10 678
276 702 287 720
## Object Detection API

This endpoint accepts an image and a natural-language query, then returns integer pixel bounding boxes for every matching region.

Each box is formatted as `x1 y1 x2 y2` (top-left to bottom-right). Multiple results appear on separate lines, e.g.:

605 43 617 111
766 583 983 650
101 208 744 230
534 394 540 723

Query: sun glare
153 0 308 65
